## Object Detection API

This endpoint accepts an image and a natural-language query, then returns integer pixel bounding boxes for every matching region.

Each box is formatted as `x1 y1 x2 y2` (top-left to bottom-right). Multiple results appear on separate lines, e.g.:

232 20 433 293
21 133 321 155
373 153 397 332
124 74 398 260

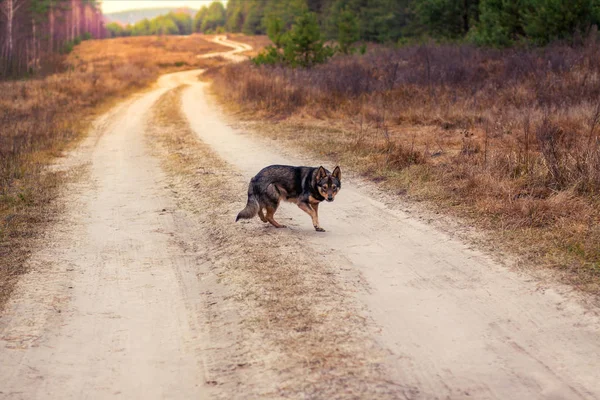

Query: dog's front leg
298 202 325 232
312 202 323 231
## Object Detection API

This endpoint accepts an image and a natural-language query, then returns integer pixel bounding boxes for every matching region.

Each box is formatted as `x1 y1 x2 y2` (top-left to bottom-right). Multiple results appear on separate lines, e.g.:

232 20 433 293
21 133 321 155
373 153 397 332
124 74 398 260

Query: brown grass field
209 39 600 294
0 34 230 309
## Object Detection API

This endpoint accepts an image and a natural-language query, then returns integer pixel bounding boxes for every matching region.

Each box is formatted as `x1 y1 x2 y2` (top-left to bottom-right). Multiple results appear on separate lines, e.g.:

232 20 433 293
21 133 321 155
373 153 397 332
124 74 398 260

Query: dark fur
236 165 341 232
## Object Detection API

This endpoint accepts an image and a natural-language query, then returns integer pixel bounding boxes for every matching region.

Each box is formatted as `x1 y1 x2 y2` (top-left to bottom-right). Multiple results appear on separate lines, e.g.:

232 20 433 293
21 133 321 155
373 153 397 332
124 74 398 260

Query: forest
0 0 105 78
105 0 600 48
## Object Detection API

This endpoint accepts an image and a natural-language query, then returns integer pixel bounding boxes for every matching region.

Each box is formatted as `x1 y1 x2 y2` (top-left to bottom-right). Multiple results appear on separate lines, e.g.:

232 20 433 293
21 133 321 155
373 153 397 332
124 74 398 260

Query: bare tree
1 0 105 78
1 0 26 74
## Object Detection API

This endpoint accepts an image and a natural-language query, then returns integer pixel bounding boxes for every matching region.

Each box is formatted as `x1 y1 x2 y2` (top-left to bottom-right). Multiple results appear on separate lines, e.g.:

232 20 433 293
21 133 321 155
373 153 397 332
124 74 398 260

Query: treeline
106 11 195 37
104 0 600 47
228 0 600 46
106 3 228 38
0 0 105 78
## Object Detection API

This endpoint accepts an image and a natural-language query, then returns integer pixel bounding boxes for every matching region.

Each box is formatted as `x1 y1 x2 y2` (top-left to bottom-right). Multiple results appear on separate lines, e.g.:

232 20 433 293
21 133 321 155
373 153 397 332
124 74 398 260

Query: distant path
198 35 252 62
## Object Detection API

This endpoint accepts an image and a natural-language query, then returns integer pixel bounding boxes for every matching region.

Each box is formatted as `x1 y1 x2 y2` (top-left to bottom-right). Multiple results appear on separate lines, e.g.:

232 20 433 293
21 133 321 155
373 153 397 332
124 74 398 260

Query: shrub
335 8 360 55
60 41 75 54
253 11 334 68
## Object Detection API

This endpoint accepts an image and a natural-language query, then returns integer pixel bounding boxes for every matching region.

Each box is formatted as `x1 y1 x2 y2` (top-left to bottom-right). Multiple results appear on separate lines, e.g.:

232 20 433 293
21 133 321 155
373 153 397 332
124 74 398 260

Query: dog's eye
322 185 328 190
332 185 337 190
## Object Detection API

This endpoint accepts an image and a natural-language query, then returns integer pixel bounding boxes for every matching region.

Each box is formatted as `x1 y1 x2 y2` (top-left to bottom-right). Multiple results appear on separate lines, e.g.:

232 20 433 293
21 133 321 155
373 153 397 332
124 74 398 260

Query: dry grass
0 34 231 310
147 86 408 398
67 34 230 73
210 39 600 294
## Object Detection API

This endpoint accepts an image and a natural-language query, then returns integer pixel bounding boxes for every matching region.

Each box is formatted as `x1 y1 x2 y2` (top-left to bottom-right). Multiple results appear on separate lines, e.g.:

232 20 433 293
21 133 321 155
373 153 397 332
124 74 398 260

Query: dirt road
197 35 252 62
1 38 599 400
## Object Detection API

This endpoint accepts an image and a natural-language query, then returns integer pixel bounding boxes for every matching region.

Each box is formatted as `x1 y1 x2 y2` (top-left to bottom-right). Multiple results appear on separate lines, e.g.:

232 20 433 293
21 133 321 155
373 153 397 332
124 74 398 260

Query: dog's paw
314 226 326 232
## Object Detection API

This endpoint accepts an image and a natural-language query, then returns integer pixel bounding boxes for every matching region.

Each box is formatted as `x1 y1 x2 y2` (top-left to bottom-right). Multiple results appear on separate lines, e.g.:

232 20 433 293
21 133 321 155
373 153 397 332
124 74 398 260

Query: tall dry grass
0 34 229 308
210 38 600 292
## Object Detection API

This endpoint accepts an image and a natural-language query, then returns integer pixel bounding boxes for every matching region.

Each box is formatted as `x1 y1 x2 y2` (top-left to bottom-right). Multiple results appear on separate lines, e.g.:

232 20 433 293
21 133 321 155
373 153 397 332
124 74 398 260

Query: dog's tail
236 178 259 222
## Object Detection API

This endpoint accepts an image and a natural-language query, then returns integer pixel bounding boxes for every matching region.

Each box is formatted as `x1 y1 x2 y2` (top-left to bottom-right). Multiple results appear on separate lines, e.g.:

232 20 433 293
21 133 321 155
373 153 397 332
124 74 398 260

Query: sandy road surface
0 71 214 399
1 37 599 400
180 72 600 397
197 35 252 62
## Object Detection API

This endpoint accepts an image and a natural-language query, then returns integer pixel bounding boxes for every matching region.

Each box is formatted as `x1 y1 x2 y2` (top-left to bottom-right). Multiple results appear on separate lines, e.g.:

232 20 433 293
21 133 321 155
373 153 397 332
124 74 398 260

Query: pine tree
200 1 226 33
470 0 525 46
285 11 335 67
194 6 208 32
522 0 597 45
253 10 334 68
336 7 359 54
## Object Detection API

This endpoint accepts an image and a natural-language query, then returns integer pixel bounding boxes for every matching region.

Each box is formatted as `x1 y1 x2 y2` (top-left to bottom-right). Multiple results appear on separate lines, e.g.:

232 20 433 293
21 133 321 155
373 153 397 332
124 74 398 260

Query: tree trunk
71 0 77 40
32 18 36 70
6 0 14 70
83 4 88 35
463 0 469 34
49 2 54 52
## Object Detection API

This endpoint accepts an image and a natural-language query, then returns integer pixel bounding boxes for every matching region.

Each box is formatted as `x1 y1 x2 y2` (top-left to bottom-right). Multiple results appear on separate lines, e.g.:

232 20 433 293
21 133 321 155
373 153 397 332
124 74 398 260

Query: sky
100 1 225 14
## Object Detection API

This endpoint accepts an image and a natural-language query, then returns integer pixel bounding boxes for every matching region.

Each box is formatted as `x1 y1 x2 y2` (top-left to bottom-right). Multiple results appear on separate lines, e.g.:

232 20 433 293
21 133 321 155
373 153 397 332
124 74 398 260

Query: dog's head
316 166 341 202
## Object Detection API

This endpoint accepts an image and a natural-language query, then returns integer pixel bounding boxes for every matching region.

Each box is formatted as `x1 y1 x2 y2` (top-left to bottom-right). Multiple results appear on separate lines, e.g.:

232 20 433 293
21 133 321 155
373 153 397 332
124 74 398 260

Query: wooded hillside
225 0 600 46
0 0 105 78
105 0 600 48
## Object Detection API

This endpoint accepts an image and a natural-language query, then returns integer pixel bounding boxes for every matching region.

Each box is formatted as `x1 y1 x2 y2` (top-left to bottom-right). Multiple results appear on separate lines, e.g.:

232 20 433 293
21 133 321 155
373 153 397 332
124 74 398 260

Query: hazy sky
101 1 225 14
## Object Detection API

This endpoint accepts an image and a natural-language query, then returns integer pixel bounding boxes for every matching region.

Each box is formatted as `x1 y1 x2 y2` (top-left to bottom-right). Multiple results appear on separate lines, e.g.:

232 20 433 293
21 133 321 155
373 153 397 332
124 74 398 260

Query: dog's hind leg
265 206 286 228
258 207 268 223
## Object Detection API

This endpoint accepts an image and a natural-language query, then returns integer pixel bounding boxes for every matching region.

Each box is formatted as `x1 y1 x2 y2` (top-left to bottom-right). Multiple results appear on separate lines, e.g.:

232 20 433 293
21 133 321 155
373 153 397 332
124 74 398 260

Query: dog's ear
332 166 341 181
316 166 327 180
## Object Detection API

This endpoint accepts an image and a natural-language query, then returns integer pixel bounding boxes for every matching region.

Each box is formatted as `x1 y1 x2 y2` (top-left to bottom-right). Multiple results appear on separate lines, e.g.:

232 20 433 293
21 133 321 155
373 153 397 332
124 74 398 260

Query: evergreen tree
411 0 479 39
225 0 245 32
285 11 334 67
336 7 360 53
522 0 597 45
253 11 334 68
324 0 412 43
470 0 525 46
262 0 308 31
194 6 208 32
169 12 193 35
242 3 266 34
201 1 226 33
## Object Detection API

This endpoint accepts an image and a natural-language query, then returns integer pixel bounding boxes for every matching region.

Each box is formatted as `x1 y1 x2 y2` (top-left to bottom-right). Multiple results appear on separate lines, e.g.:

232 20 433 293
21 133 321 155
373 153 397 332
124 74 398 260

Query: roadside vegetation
0 35 230 309
207 1 600 293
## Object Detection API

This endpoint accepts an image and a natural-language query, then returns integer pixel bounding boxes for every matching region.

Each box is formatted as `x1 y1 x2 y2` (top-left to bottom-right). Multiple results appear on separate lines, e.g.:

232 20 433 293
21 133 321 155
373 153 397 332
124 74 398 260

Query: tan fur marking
298 202 323 231
258 208 268 223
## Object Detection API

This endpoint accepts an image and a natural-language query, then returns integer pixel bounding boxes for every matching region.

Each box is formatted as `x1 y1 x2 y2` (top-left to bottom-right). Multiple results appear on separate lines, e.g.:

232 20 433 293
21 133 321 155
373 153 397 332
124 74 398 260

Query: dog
236 165 341 232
